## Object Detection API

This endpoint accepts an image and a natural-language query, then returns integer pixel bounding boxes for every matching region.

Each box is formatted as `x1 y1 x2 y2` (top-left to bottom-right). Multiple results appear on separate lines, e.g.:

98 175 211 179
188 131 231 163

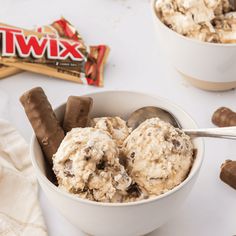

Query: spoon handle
183 126 236 140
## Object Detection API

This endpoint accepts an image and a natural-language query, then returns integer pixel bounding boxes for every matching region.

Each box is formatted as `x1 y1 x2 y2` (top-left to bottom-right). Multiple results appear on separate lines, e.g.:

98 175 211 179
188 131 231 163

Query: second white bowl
151 0 236 91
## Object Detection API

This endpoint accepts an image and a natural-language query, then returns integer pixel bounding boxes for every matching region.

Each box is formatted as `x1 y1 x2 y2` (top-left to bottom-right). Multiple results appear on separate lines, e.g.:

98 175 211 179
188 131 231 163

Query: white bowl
151 0 236 91
30 91 204 236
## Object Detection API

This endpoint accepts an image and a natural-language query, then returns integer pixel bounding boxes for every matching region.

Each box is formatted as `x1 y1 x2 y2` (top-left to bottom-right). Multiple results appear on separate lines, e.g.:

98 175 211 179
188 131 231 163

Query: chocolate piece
63 96 93 132
220 160 236 189
20 87 65 164
212 107 236 127
127 183 141 198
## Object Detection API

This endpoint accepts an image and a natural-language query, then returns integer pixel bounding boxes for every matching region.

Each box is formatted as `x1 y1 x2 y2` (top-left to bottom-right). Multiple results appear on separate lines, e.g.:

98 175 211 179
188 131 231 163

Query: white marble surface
0 0 236 235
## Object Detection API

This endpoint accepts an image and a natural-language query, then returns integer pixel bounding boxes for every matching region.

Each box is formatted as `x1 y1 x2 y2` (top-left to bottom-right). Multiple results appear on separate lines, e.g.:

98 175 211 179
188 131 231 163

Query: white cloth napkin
0 120 47 236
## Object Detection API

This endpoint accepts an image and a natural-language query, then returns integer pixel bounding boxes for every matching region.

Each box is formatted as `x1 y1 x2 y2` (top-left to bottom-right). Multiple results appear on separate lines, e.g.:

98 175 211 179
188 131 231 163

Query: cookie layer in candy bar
0 23 109 86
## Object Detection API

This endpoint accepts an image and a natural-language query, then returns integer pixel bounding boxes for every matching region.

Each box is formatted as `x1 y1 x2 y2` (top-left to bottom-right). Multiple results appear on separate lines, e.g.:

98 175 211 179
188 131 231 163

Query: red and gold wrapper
0 19 109 86
0 18 86 79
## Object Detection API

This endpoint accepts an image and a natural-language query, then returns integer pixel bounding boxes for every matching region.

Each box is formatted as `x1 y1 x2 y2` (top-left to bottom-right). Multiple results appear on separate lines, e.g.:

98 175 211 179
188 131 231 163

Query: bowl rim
151 0 236 47
30 90 205 207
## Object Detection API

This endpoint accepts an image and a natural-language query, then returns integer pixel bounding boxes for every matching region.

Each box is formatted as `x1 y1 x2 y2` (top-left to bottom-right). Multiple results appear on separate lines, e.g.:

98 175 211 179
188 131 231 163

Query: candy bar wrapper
0 22 109 86
0 18 84 79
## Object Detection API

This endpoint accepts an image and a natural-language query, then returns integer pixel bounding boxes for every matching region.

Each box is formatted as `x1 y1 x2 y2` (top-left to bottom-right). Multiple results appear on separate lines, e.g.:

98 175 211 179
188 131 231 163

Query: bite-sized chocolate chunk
220 160 236 190
63 96 93 132
127 183 141 198
212 107 236 127
20 87 65 165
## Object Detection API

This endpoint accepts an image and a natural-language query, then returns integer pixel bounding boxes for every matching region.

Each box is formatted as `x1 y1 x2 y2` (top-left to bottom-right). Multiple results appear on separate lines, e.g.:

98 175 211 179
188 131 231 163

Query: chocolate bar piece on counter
220 160 236 190
63 96 93 132
0 22 110 86
20 87 65 165
212 107 236 127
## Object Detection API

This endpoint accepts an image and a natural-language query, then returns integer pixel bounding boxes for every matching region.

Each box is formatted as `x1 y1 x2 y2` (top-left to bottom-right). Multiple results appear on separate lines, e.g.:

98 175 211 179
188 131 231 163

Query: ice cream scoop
53 127 132 203
128 106 236 140
90 117 130 147
123 117 194 196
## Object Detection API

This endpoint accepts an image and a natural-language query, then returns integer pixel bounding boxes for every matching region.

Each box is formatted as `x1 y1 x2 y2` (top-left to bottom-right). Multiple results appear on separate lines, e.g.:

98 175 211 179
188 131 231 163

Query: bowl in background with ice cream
30 91 204 236
151 0 236 91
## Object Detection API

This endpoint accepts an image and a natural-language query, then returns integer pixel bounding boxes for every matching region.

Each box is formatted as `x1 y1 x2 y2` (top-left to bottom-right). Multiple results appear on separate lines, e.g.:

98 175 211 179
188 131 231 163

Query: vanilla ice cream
90 117 130 147
123 118 194 196
53 115 194 203
53 127 132 202
155 0 236 43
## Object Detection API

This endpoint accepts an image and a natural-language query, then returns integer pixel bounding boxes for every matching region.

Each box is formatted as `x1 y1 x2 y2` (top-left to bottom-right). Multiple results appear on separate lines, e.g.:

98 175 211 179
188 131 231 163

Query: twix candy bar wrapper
0 18 85 79
0 20 110 86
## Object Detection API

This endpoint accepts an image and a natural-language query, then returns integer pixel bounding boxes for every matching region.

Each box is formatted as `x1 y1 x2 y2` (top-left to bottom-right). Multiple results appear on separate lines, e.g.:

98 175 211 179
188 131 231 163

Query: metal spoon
127 106 236 140
127 106 181 129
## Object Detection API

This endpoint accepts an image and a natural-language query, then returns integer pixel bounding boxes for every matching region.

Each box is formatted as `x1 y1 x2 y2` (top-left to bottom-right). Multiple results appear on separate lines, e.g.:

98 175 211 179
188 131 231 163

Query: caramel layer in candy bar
0 18 85 79
0 23 109 86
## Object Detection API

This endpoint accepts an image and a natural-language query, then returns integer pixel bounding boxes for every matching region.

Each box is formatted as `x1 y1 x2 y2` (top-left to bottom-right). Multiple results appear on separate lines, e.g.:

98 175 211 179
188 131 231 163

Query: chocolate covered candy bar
212 107 236 127
220 160 236 190
63 96 93 132
0 22 109 86
20 87 65 164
